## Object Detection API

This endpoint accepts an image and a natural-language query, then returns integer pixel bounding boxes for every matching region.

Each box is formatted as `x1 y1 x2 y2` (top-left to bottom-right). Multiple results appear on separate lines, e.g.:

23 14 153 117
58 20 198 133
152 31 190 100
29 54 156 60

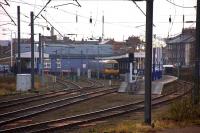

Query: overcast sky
0 0 197 41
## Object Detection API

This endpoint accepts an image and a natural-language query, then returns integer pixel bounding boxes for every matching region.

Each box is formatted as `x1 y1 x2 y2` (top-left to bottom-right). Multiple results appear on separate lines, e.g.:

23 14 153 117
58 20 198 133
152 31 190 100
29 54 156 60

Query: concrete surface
134 75 178 95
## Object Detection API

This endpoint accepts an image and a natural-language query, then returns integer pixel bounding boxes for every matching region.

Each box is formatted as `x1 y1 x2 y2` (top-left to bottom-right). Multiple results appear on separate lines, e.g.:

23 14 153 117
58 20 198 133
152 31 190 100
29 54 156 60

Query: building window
56 59 61 69
44 59 51 69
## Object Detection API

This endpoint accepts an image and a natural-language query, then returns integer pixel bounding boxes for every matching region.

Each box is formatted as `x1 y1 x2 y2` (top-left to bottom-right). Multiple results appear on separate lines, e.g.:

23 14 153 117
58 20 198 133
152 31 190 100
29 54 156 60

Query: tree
126 36 142 52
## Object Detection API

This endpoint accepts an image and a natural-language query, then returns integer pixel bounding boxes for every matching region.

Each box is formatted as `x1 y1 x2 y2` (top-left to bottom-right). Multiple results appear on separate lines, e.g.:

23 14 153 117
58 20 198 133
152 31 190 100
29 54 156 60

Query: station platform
134 75 178 95
118 75 177 95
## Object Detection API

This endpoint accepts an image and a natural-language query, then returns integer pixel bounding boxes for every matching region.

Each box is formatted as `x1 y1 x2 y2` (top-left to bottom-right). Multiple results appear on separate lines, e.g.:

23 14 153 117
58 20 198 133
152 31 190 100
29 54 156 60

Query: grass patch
151 97 200 131
81 97 200 133
102 122 156 133
0 75 45 95
83 120 157 133
163 97 200 122
0 76 16 95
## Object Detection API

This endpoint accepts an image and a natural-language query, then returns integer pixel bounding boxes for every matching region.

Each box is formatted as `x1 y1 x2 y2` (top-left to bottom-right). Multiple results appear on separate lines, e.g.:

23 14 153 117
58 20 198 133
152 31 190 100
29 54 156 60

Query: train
90 59 119 78
101 60 119 76
100 60 119 77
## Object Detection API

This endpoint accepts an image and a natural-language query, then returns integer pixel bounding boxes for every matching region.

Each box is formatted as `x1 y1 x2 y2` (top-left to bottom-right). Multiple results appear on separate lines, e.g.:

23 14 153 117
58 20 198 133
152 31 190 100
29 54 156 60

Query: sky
0 0 197 41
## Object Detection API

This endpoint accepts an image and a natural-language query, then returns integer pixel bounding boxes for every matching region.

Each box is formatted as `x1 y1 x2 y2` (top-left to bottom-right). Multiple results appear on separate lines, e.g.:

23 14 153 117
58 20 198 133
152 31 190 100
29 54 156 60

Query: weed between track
0 76 16 96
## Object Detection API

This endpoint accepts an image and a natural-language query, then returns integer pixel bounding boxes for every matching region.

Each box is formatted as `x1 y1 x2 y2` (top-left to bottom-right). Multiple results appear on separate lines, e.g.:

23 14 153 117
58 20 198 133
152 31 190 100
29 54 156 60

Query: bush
168 97 200 121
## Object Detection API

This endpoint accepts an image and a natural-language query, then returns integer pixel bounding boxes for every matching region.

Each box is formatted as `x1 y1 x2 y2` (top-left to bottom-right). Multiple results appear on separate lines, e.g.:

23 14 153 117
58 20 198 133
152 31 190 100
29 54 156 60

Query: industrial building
14 36 114 75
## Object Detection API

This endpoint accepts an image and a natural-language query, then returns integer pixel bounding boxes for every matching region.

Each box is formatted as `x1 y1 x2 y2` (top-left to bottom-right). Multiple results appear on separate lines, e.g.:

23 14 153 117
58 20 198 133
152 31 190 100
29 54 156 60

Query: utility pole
41 39 45 86
182 14 185 31
10 31 13 68
144 0 154 125
17 6 21 73
153 47 156 80
97 45 100 79
31 11 35 90
39 33 41 75
193 1 200 104
102 14 104 41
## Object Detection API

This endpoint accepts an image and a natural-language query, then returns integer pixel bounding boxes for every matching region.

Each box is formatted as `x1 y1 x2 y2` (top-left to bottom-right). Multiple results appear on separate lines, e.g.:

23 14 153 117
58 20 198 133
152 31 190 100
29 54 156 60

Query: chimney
50 27 54 37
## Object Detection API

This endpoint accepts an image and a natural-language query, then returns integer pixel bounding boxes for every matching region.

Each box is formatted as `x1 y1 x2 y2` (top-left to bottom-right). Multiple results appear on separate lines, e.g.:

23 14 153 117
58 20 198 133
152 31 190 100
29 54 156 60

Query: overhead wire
131 0 156 27
0 0 10 6
165 0 195 9
168 0 177 37
8 0 44 7
41 14 64 37
33 0 51 20
0 4 16 25
0 22 14 26
0 12 30 24
7 0 147 30
5 0 182 29
4 0 196 39
53 0 81 8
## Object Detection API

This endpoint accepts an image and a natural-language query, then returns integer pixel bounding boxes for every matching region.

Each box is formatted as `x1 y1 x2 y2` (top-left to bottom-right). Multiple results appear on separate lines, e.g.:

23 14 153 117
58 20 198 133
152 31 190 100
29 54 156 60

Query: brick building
164 28 195 67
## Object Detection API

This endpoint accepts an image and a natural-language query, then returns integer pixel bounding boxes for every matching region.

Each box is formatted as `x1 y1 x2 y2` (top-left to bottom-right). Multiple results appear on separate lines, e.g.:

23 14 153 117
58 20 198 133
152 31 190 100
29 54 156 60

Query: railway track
0 80 192 133
0 79 96 110
0 79 116 128
0 79 78 109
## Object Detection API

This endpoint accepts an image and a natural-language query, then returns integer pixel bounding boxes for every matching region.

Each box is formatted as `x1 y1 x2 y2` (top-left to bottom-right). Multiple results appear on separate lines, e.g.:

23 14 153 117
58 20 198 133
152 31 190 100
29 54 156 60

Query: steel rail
0 86 116 127
0 80 77 109
0 78 95 109
31 81 192 133
0 80 192 133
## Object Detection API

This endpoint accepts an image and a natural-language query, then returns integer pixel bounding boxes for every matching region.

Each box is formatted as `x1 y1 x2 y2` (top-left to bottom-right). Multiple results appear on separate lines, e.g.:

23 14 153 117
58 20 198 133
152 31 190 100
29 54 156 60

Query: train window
105 64 113 69
113 64 118 69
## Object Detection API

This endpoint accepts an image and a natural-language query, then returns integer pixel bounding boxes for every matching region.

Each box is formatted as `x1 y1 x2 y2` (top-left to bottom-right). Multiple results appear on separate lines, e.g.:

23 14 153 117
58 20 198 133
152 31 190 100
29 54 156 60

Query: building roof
20 43 113 57
167 34 195 44
15 52 49 58
167 28 195 44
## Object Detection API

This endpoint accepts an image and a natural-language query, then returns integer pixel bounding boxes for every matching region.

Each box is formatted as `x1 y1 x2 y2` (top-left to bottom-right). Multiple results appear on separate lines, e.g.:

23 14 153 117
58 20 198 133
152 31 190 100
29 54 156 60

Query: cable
73 0 81 7
8 0 43 7
34 0 52 20
0 4 16 25
131 1 145 16
131 0 156 27
0 12 30 24
0 0 10 6
53 3 80 8
41 14 64 37
165 0 195 9
0 22 14 26
168 0 177 37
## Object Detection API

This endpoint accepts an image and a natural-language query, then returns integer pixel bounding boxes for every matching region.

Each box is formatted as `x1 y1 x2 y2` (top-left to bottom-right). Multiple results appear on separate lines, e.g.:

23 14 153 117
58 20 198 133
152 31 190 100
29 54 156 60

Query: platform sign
77 68 80 77
134 52 145 58
82 64 86 68
88 69 91 79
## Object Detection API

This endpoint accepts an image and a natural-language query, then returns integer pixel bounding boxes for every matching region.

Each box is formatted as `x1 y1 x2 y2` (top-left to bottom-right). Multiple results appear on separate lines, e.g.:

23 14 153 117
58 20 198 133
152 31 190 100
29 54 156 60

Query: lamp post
153 38 167 80
66 46 75 78
41 41 46 86
97 44 100 79
136 44 145 72
2 29 16 68
53 50 58 76
35 43 39 72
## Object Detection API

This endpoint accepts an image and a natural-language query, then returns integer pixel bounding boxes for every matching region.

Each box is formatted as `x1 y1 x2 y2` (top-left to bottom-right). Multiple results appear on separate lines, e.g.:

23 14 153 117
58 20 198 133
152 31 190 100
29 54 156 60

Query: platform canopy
97 52 145 60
